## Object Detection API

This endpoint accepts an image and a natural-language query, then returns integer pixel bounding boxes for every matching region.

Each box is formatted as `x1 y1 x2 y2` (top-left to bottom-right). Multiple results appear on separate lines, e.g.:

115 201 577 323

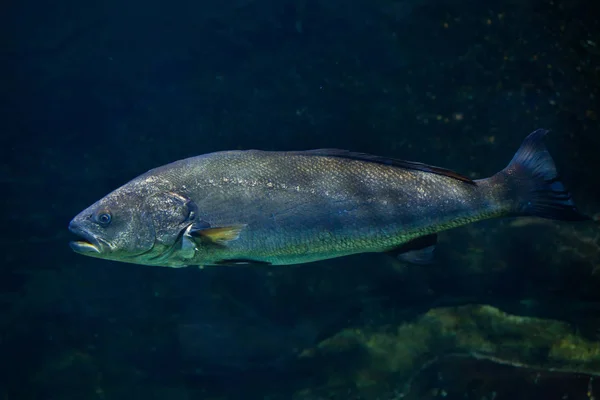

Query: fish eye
96 211 112 227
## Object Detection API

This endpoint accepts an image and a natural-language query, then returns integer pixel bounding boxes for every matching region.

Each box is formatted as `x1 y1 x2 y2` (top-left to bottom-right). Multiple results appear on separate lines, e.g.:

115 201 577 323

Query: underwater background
2 0 600 398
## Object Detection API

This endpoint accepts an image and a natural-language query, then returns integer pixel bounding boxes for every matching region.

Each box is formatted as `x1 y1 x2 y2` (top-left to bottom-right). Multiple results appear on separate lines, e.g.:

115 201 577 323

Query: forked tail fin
499 129 588 221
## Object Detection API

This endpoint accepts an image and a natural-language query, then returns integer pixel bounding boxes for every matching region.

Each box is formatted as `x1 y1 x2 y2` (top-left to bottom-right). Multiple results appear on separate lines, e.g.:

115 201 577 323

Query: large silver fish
69 129 588 267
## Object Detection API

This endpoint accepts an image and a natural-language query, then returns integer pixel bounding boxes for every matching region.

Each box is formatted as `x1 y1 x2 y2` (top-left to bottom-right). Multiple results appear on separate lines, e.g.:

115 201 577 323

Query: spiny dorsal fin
292 149 475 185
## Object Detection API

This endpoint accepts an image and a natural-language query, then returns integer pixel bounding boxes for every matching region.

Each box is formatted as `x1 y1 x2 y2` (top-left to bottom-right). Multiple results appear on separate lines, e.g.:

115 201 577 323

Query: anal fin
386 234 437 265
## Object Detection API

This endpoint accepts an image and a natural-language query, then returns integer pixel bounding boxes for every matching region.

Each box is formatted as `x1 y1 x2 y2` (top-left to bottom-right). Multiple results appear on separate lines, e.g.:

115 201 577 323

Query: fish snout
68 219 102 254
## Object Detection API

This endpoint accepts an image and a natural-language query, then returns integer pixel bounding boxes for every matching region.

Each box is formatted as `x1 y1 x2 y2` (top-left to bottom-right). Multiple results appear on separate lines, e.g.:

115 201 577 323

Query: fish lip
68 223 103 254
69 240 101 254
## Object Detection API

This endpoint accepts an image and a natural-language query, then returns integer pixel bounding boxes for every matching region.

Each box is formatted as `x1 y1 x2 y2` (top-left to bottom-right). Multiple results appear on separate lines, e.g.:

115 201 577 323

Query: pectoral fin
187 223 247 245
387 234 437 265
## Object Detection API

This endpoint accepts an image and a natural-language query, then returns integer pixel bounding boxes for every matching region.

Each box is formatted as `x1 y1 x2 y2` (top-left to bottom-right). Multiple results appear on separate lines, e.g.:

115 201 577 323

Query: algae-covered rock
296 304 600 399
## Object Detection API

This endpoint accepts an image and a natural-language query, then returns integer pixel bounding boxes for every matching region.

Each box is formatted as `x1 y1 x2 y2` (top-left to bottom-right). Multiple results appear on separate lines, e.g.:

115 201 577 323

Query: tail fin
501 129 588 221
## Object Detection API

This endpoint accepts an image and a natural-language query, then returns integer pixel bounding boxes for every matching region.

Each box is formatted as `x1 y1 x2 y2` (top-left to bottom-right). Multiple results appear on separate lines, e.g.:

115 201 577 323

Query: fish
68 129 589 268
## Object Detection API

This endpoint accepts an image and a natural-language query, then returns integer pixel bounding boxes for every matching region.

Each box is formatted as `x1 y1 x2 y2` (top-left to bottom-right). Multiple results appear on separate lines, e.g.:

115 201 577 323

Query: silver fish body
69 129 587 267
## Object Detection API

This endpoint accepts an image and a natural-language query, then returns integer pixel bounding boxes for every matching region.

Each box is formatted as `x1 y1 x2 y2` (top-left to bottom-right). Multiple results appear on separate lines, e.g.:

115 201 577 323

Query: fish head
69 176 198 266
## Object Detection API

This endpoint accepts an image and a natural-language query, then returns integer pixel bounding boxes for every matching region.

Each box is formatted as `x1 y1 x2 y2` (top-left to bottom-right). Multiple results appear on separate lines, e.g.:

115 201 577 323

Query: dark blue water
2 0 600 398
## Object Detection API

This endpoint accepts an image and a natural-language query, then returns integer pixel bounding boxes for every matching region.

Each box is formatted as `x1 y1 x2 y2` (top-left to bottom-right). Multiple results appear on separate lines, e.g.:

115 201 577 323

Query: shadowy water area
2 0 600 398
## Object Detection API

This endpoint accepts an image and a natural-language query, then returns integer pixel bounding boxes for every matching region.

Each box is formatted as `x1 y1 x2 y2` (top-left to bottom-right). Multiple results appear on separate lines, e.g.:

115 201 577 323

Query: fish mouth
68 223 103 254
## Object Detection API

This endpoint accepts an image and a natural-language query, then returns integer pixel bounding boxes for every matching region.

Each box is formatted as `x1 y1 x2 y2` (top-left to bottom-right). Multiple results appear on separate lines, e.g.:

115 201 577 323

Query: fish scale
180 152 491 264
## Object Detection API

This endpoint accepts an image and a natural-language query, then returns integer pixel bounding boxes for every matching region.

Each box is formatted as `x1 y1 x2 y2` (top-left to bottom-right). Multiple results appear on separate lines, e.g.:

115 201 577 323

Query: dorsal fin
290 149 475 185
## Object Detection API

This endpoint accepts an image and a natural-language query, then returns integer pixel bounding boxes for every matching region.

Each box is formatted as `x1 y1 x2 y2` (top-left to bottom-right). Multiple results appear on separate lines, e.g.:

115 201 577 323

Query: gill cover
143 191 199 249
143 191 248 262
